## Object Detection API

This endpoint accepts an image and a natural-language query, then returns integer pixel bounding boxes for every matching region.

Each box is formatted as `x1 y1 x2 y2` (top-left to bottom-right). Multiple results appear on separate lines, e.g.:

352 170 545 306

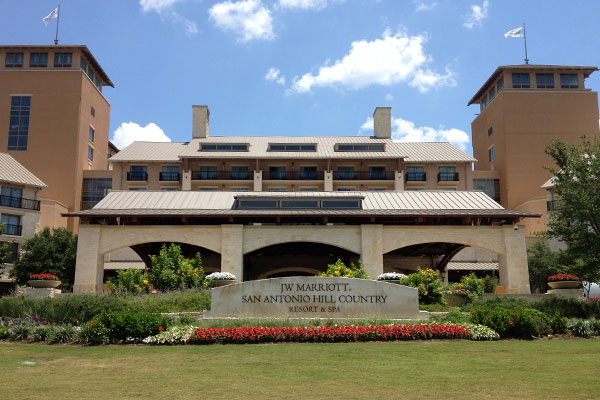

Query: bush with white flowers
143 326 196 345
461 323 500 341
205 272 236 281
376 272 407 281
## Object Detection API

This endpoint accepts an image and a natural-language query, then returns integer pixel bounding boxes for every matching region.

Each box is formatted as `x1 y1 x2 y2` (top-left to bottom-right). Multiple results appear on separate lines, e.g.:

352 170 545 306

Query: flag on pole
42 7 59 26
504 27 523 38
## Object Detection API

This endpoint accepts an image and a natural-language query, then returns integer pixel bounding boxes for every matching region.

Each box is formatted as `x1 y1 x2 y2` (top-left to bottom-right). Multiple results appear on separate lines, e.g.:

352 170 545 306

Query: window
87 68 95 82
29 52 48 67
560 73 578 89
269 167 286 180
231 166 249 180
0 214 21 236
89 127 95 142
299 187 318 192
438 166 458 182
407 188 424 191
488 86 496 102
160 166 180 181
88 146 94 161
322 200 360 209
1 242 18 263
94 76 101 90
497 77 504 93
238 200 278 208
200 143 248 151
198 188 217 191
161 188 178 191
281 200 319 208
81 178 112 210
488 127 493 136
489 146 495 162
439 188 456 191
91 107 95 117
299 166 318 180
5 52 24 67
128 166 147 181
269 143 317 152
336 144 385 152
368 188 386 191
0 187 23 208
481 94 488 110
406 166 426 181
268 188 286 192
128 187 147 191
7 96 31 151
536 73 554 89
369 166 386 180
53 52 72 67
199 166 217 180
337 167 355 180
473 178 500 203
512 73 530 88
80 58 87 73
231 188 249 192
337 188 355 191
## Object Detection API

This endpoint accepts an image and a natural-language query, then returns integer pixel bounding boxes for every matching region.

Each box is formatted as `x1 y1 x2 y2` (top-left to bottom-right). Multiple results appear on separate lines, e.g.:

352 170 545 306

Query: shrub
400 268 443 305
470 306 550 339
77 321 110 345
30 324 53 342
461 323 500 341
143 325 196 345
568 319 593 338
88 310 170 344
458 273 485 302
319 259 369 279
0 326 7 338
148 244 205 291
530 297 600 319
549 313 568 335
113 269 151 294
482 275 499 293
177 314 198 325
10 325 32 341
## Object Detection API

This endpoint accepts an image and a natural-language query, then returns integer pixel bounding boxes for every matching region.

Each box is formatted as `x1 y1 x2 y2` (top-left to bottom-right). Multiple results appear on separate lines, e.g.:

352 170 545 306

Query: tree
527 239 560 293
0 223 14 272
9 227 78 291
545 137 600 287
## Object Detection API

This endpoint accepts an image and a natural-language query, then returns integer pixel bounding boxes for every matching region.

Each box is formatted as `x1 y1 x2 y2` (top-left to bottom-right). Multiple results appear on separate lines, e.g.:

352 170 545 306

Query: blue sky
2 0 600 155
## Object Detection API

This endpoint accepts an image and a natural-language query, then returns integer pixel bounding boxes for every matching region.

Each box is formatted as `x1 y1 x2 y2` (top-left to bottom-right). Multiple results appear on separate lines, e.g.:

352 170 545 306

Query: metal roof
468 64 598 105
110 137 475 163
104 261 145 270
65 190 539 218
0 153 47 188
446 262 498 271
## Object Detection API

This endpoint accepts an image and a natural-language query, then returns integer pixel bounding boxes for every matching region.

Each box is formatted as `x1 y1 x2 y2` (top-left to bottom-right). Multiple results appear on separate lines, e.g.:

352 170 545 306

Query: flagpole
54 4 60 45
523 22 529 64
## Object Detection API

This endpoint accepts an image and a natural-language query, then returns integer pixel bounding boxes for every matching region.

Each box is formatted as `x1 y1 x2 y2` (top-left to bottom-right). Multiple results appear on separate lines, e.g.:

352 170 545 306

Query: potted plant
27 273 61 289
547 274 580 289
443 287 470 306
376 272 406 285
206 272 237 287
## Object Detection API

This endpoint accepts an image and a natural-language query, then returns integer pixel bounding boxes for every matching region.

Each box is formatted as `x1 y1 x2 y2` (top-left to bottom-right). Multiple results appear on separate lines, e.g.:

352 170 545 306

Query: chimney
192 105 210 139
373 107 391 139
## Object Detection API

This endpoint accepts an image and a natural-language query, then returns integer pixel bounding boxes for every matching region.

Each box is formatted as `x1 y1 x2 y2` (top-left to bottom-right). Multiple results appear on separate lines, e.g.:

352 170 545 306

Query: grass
1 340 599 399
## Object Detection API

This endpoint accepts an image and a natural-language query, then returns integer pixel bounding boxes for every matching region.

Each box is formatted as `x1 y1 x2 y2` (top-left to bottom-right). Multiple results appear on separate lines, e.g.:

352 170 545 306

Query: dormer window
560 73 578 89
30 53 48 68
5 52 24 68
236 196 363 209
53 52 72 68
200 143 249 152
336 144 385 152
512 73 530 88
269 143 316 152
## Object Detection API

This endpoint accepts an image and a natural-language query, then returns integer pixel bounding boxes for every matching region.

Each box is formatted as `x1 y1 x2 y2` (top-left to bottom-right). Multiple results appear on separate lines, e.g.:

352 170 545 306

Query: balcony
265 171 325 180
0 195 40 211
406 172 427 182
1 224 22 236
191 171 251 180
334 171 394 180
127 172 148 181
547 200 563 212
438 172 459 182
159 172 180 182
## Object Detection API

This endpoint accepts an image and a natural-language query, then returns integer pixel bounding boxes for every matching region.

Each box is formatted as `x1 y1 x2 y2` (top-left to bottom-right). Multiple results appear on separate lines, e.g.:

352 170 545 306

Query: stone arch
242 225 362 255
257 267 321 280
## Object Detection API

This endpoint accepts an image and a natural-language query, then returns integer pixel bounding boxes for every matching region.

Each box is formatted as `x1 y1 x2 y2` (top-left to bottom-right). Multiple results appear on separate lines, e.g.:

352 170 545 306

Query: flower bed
376 272 407 281
547 274 579 282
29 273 60 281
187 324 472 345
205 272 236 281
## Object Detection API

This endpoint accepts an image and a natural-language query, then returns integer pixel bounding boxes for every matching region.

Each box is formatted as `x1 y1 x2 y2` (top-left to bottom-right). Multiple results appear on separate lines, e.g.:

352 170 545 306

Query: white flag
42 7 59 26
504 27 523 38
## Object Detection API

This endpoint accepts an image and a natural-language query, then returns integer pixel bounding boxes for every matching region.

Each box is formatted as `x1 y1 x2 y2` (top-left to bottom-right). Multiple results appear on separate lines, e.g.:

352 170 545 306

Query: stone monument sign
205 277 428 319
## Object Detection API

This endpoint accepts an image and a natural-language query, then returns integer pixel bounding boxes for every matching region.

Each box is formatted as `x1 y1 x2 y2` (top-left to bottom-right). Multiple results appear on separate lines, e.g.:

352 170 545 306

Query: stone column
182 170 192 191
324 171 333 191
221 225 244 281
360 224 384 279
498 225 531 294
394 170 404 191
73 225 105 294
254 170 262 191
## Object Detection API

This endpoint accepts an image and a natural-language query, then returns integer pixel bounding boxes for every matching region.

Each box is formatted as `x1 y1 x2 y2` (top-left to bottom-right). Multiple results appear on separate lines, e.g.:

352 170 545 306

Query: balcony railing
406 172 427 182
265 170 325 180
159 172 180 181
0 195 40 211
438 172 459 182
334 171 394 180
547 200 563 212
191 171 251 180
127 172 148 181
1 224 22 236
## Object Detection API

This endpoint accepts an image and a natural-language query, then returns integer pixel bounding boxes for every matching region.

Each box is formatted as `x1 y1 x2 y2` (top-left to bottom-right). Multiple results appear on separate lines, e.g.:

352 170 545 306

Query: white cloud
463 0 489 29
360 116 470 151
209 0 274 42
414 1 437 12
384 93 394 101
291 30 455 93
111 122 171 149
278 0 337 10
139 0 182 12
139 0 198 36
265 67 286 85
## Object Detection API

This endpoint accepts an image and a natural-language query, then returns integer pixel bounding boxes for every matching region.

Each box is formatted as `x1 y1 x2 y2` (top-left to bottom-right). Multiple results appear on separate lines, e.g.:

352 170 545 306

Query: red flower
550 329 554 334
509 320 514 325
158 326 164 332
29 273 60 281
91 323 95 327
514 313 519 316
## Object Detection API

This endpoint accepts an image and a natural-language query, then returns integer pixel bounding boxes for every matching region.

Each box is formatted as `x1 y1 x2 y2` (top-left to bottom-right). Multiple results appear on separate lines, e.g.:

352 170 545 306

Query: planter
445 294 467 307
548 281 580 289
210 280 235 288
27 280 61 289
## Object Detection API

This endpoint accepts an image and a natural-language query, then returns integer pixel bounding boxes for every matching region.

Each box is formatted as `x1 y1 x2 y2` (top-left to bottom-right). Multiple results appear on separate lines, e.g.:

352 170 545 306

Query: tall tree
545 137 600 286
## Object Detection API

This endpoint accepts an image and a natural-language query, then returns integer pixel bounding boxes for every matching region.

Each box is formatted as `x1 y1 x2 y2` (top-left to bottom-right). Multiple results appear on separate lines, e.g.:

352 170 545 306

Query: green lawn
1 340 599 399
